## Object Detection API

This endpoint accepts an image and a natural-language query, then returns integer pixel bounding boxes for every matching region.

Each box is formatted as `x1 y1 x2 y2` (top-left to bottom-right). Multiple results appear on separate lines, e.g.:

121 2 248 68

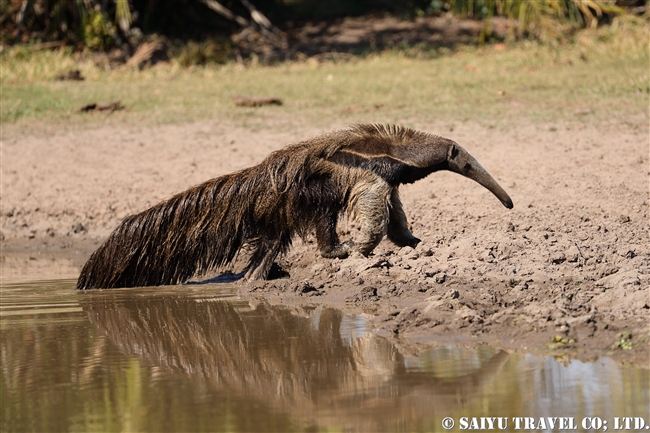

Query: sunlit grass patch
1 20 647 128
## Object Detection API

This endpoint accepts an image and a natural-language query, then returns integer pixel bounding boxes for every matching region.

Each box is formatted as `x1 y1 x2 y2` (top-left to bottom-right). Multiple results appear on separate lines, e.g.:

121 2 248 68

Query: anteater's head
441 141 513 209
408 135 513 209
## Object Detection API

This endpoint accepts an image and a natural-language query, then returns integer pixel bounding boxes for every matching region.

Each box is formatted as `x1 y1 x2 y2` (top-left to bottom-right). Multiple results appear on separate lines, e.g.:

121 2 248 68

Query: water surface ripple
1 280 648 432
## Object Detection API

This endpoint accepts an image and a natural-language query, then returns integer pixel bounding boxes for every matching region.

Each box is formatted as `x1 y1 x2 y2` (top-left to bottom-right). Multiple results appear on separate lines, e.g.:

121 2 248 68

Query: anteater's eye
464 163 472 171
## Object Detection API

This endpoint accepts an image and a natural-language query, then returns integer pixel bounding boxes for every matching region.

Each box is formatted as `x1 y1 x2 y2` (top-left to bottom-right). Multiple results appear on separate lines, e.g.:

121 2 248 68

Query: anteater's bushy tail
76 142 345 289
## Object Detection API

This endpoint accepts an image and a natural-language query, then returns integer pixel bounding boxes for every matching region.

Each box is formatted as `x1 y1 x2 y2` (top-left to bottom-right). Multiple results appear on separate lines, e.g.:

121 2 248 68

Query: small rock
623 250 636 259
424 268 442 278
355 258 391 273
71 223 86 234
551 252 566 264
295 281 319 295
445 289 459 299
566 245 580 263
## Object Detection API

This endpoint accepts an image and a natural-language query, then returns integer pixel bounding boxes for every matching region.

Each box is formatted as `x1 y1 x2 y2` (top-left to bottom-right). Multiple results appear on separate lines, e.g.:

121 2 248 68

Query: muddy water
1 279 648 433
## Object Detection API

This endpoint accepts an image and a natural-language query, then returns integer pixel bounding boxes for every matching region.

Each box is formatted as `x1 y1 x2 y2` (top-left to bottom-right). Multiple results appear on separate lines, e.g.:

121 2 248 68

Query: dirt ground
2 117 648 364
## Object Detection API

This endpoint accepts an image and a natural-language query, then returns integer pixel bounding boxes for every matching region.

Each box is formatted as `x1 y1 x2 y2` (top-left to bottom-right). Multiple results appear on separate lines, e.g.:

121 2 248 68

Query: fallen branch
232 96 282 107
199 0 286 47
199 0 249 27
239 0 285 43
80 101 124 112
55 70 84 81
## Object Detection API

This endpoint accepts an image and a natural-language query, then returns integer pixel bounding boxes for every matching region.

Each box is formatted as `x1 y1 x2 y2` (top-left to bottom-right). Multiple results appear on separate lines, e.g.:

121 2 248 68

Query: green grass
1 20 647 129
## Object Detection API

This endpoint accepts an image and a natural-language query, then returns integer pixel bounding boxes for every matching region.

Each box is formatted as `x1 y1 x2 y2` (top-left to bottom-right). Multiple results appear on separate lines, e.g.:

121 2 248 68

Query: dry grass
1 19 647 129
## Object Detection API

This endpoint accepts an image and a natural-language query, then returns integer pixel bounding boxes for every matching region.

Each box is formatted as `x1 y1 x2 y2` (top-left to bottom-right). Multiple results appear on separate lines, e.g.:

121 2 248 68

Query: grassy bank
1 21 647 129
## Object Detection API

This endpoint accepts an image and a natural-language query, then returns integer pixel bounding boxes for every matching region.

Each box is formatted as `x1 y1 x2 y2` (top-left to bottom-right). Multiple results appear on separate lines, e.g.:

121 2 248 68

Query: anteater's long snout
447 144 514 209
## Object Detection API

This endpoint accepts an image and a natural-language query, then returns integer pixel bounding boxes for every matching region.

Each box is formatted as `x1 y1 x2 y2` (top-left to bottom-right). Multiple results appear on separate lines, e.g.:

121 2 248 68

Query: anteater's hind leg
245 237 286 280
386 188 421 248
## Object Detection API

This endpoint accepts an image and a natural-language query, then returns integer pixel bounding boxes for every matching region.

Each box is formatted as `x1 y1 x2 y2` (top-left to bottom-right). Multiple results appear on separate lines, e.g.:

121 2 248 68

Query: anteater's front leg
350 177 392 256
386 188 421 248
316 212 352 259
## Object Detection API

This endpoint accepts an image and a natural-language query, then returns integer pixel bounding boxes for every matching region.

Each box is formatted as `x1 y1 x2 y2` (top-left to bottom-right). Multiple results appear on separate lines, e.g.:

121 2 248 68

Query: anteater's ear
447 143 460 161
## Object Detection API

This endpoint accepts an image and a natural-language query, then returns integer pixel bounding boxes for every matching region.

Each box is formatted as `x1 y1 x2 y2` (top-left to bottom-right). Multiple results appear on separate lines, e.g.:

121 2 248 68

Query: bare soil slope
2 118 648 363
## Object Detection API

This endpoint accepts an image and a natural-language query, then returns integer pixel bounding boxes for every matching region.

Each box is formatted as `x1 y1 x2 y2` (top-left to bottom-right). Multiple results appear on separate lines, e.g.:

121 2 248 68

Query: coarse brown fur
76 124 513 289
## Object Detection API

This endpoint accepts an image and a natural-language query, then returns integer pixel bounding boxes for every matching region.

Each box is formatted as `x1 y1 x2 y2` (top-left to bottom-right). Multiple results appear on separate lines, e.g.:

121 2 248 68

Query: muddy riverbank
2 119 648 364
